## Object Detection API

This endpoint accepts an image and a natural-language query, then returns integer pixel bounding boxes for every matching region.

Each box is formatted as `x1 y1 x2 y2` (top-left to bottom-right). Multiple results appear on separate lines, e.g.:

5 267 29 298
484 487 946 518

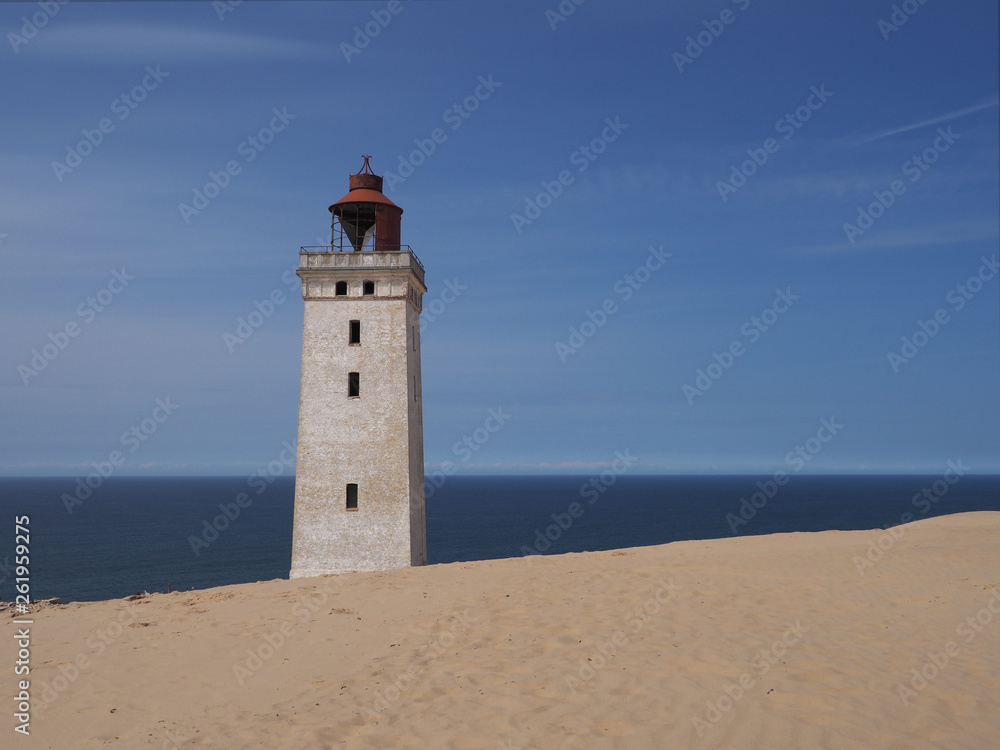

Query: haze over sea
2 474 998 604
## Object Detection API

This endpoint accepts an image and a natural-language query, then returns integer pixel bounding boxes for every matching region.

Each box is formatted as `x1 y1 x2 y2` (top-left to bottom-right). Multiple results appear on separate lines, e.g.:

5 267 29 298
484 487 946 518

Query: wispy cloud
858 97 999 144
780 219 1000 257
29 23 334 63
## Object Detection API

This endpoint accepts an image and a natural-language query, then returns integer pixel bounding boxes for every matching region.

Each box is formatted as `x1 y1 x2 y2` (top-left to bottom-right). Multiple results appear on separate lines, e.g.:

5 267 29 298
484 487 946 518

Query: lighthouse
290 156 427 577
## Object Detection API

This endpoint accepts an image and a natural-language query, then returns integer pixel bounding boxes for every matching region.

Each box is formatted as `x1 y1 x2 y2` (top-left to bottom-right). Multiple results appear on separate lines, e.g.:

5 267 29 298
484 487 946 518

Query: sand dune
5 511 1000 749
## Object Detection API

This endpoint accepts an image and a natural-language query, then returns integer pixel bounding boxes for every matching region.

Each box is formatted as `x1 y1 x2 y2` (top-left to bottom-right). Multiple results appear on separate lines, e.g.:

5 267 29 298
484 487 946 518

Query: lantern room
328 155 403 252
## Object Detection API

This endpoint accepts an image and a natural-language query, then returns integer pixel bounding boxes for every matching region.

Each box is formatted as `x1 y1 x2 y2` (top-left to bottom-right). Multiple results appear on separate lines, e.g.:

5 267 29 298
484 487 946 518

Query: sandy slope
4 511 999 749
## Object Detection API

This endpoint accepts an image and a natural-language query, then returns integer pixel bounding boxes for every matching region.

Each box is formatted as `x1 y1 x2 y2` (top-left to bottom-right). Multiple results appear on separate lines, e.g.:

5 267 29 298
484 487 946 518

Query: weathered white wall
290 250 426 577
406 301 426 565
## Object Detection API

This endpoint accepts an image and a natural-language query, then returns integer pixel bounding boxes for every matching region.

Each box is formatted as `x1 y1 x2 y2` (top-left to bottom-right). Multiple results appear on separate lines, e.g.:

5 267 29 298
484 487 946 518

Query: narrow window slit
346 483 358 510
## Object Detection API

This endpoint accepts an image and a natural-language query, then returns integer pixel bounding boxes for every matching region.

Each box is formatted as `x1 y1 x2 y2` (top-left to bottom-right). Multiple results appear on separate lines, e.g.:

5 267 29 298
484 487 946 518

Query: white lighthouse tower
290 156 427 577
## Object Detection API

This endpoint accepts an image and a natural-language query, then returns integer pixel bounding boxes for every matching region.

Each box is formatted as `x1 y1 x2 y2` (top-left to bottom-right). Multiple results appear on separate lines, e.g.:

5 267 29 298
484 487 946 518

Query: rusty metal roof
328 188 401 213
328 155 402 213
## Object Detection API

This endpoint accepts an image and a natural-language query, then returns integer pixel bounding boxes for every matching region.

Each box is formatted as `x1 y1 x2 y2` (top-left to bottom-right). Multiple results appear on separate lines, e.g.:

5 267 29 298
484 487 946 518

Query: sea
2 474 998 604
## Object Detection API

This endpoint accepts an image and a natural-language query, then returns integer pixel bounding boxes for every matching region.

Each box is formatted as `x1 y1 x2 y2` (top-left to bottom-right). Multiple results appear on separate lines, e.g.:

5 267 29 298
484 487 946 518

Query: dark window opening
349 320 361 345
348 372 360 397
335 281 348 296
363 281 375 296
346 483 358 510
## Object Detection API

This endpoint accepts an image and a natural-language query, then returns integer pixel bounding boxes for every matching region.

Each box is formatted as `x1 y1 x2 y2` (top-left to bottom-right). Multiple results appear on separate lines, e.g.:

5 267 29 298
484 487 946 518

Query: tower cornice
298 247 425 284
296 248 426 311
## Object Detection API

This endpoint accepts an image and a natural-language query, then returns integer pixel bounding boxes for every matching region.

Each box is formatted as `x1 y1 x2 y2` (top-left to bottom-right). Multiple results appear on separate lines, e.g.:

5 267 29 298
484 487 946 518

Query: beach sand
5 510 999 749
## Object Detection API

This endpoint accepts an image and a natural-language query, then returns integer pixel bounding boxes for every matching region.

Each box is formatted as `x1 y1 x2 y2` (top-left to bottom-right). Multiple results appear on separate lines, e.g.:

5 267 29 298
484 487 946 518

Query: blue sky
1 0 997 476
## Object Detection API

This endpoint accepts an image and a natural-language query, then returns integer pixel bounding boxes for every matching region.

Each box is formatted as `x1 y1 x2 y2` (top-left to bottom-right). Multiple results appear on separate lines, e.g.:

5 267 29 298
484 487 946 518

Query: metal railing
300 244 413 253
299 245 424 275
